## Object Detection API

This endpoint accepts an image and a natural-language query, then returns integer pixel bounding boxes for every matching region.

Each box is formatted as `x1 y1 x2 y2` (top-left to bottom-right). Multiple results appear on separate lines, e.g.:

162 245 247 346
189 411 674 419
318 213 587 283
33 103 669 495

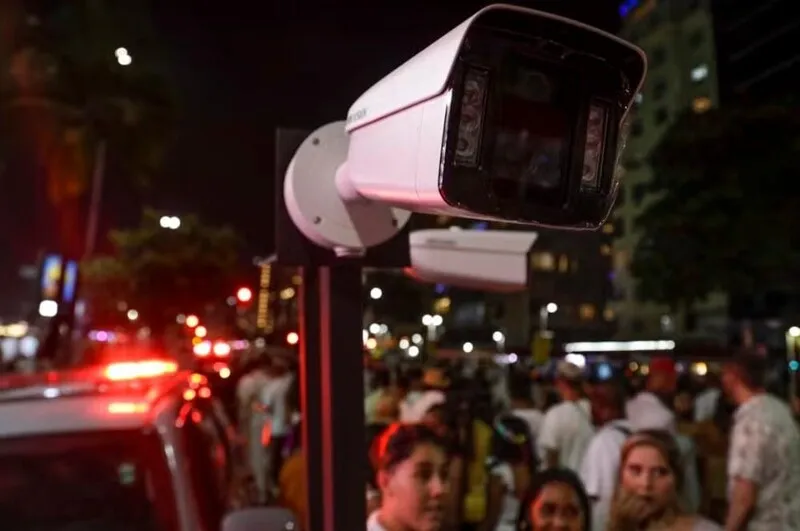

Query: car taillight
104 360 178 381
108 401 149 414
193 341 211 357
213 342 231 357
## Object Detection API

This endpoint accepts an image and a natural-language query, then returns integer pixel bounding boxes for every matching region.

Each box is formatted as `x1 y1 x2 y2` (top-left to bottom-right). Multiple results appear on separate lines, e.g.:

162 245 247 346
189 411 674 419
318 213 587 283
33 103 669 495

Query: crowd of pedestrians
235 347 800 531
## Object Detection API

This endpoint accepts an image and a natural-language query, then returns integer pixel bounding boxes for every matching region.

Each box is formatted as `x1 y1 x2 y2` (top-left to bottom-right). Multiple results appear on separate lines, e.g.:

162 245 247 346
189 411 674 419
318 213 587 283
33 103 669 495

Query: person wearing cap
626 356 701 513
537 360 594 472
400 367 449 423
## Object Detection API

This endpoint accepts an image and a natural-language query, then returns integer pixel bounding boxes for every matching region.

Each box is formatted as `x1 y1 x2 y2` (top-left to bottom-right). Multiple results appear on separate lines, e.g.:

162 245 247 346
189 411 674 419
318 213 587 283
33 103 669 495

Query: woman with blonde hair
607 429 720 531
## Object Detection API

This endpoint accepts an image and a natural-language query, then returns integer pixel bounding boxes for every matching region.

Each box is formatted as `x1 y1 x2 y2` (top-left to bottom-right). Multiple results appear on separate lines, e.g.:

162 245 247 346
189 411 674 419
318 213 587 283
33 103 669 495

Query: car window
182 406 228 529
0 429 178 531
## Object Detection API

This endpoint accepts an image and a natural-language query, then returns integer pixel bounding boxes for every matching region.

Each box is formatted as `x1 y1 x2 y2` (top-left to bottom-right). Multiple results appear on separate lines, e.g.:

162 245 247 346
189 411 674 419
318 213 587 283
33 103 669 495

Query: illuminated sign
62 260 78 303
619 0 641 17
40 254 63 301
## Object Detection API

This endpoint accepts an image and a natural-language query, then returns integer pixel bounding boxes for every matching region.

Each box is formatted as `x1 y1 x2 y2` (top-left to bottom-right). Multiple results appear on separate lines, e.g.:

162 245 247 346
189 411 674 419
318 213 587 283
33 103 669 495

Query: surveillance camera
406 229 537 291
341 4 646 230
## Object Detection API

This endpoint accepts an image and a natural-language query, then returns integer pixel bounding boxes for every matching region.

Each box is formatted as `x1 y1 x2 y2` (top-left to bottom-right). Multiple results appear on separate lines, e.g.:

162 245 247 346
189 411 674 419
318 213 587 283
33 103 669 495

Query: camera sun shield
439 9 646 229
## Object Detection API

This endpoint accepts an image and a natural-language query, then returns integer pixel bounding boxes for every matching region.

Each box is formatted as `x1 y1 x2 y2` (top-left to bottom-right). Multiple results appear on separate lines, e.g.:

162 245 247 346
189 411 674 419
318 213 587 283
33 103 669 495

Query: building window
558 255 570 273
631 119 644 137
600 244 612 256
691 64 708 82
635 92 643 104
613 250 629 270
602 223 615 235
633 183 648 203
531 252 555 271
579 304 597 320
603 307 616 321
433 297 451 314
654 107 669 125
692 96 712 113
616 185 626 206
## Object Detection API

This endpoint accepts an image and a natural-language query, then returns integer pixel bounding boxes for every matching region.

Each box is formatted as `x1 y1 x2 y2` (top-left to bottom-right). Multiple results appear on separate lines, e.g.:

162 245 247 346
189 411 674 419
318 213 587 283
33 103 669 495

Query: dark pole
299 264 366 531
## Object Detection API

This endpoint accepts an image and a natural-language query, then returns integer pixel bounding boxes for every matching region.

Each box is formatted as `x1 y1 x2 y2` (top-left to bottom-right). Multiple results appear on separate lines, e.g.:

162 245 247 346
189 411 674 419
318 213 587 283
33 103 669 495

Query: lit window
579 304 596 320
613 250 629 270
600 245 612 256
602 223 615 234
690 64 708 82
531 252 555 271
603 307 616 321
558 255 569 272
634 92 643 104
693 96 712 113
433 297 451 314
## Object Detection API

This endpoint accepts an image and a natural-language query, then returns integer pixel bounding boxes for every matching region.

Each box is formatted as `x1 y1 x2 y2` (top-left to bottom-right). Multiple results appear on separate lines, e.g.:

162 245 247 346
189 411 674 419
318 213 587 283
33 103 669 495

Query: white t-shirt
537 398 594 473
260 374 294 437
489 463 520 531
580 419 632 531
694 388 721 423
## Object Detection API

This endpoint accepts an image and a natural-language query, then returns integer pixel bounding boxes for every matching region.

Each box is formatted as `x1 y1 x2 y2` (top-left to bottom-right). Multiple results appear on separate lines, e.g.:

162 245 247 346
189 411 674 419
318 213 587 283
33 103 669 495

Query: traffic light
236 287 253 304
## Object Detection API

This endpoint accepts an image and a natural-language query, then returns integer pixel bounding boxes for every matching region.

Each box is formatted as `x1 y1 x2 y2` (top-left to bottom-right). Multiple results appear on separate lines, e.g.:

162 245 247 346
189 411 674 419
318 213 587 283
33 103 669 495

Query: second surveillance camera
341 4 646 230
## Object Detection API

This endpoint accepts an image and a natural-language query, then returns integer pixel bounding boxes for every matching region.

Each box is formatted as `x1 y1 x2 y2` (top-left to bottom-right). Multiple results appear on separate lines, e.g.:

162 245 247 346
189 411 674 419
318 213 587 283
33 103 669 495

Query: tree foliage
630 104 800 309
82 209 241 329
0 2 176 199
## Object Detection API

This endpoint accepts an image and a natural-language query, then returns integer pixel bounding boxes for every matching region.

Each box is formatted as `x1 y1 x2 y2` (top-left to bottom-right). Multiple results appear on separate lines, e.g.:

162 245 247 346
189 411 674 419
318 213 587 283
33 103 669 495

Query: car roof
0 363 198 440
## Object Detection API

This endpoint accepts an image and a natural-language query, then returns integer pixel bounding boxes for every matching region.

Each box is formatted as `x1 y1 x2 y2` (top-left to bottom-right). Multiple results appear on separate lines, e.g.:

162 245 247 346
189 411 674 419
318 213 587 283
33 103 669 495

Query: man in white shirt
259 350 294 496
537 360 594 472
694 373 722 423
581 381 632 531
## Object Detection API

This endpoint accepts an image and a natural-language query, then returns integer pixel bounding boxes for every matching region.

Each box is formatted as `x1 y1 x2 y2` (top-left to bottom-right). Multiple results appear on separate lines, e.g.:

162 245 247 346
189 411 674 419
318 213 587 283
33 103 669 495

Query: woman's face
379 443 448 531
619 444 676 514
529 481 584 531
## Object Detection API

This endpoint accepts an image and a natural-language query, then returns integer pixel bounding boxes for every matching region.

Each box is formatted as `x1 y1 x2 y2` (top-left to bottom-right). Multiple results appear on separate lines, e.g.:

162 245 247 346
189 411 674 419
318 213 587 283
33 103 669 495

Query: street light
236 287 253 303
369 287 383 300
492 330 506 352
462 342 474 353
159 216 181 230
115 47 132 66
422 314 443 341
540 302 558 331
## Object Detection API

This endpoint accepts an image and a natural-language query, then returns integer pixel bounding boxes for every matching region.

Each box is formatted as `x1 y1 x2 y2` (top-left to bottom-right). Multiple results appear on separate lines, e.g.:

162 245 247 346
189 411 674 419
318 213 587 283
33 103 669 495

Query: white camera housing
405 229 537 291
284 4 646 256
341 3 646 228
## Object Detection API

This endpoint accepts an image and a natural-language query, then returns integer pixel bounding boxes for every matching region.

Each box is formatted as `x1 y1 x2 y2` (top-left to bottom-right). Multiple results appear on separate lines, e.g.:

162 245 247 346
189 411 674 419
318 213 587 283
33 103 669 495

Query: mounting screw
313 216 322 224
312 138 320 146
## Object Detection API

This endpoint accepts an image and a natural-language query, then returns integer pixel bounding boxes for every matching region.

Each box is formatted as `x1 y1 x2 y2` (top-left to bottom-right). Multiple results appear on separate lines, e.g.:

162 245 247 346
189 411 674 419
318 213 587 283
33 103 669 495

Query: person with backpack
580 379 633 531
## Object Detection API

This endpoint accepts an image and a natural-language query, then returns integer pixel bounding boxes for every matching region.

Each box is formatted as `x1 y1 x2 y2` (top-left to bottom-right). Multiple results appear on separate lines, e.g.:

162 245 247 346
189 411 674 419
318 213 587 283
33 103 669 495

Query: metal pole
300 264 366 531
539 305 549 331
83 139 107 259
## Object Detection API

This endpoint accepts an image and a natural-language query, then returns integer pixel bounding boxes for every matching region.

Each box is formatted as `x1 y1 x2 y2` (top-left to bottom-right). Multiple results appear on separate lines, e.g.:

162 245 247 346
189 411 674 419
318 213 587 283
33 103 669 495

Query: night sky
149 1 619 254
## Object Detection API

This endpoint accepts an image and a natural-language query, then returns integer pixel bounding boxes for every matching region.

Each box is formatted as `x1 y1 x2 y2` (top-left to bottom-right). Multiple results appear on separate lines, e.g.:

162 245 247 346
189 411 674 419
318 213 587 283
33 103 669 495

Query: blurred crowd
234 349 800 531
